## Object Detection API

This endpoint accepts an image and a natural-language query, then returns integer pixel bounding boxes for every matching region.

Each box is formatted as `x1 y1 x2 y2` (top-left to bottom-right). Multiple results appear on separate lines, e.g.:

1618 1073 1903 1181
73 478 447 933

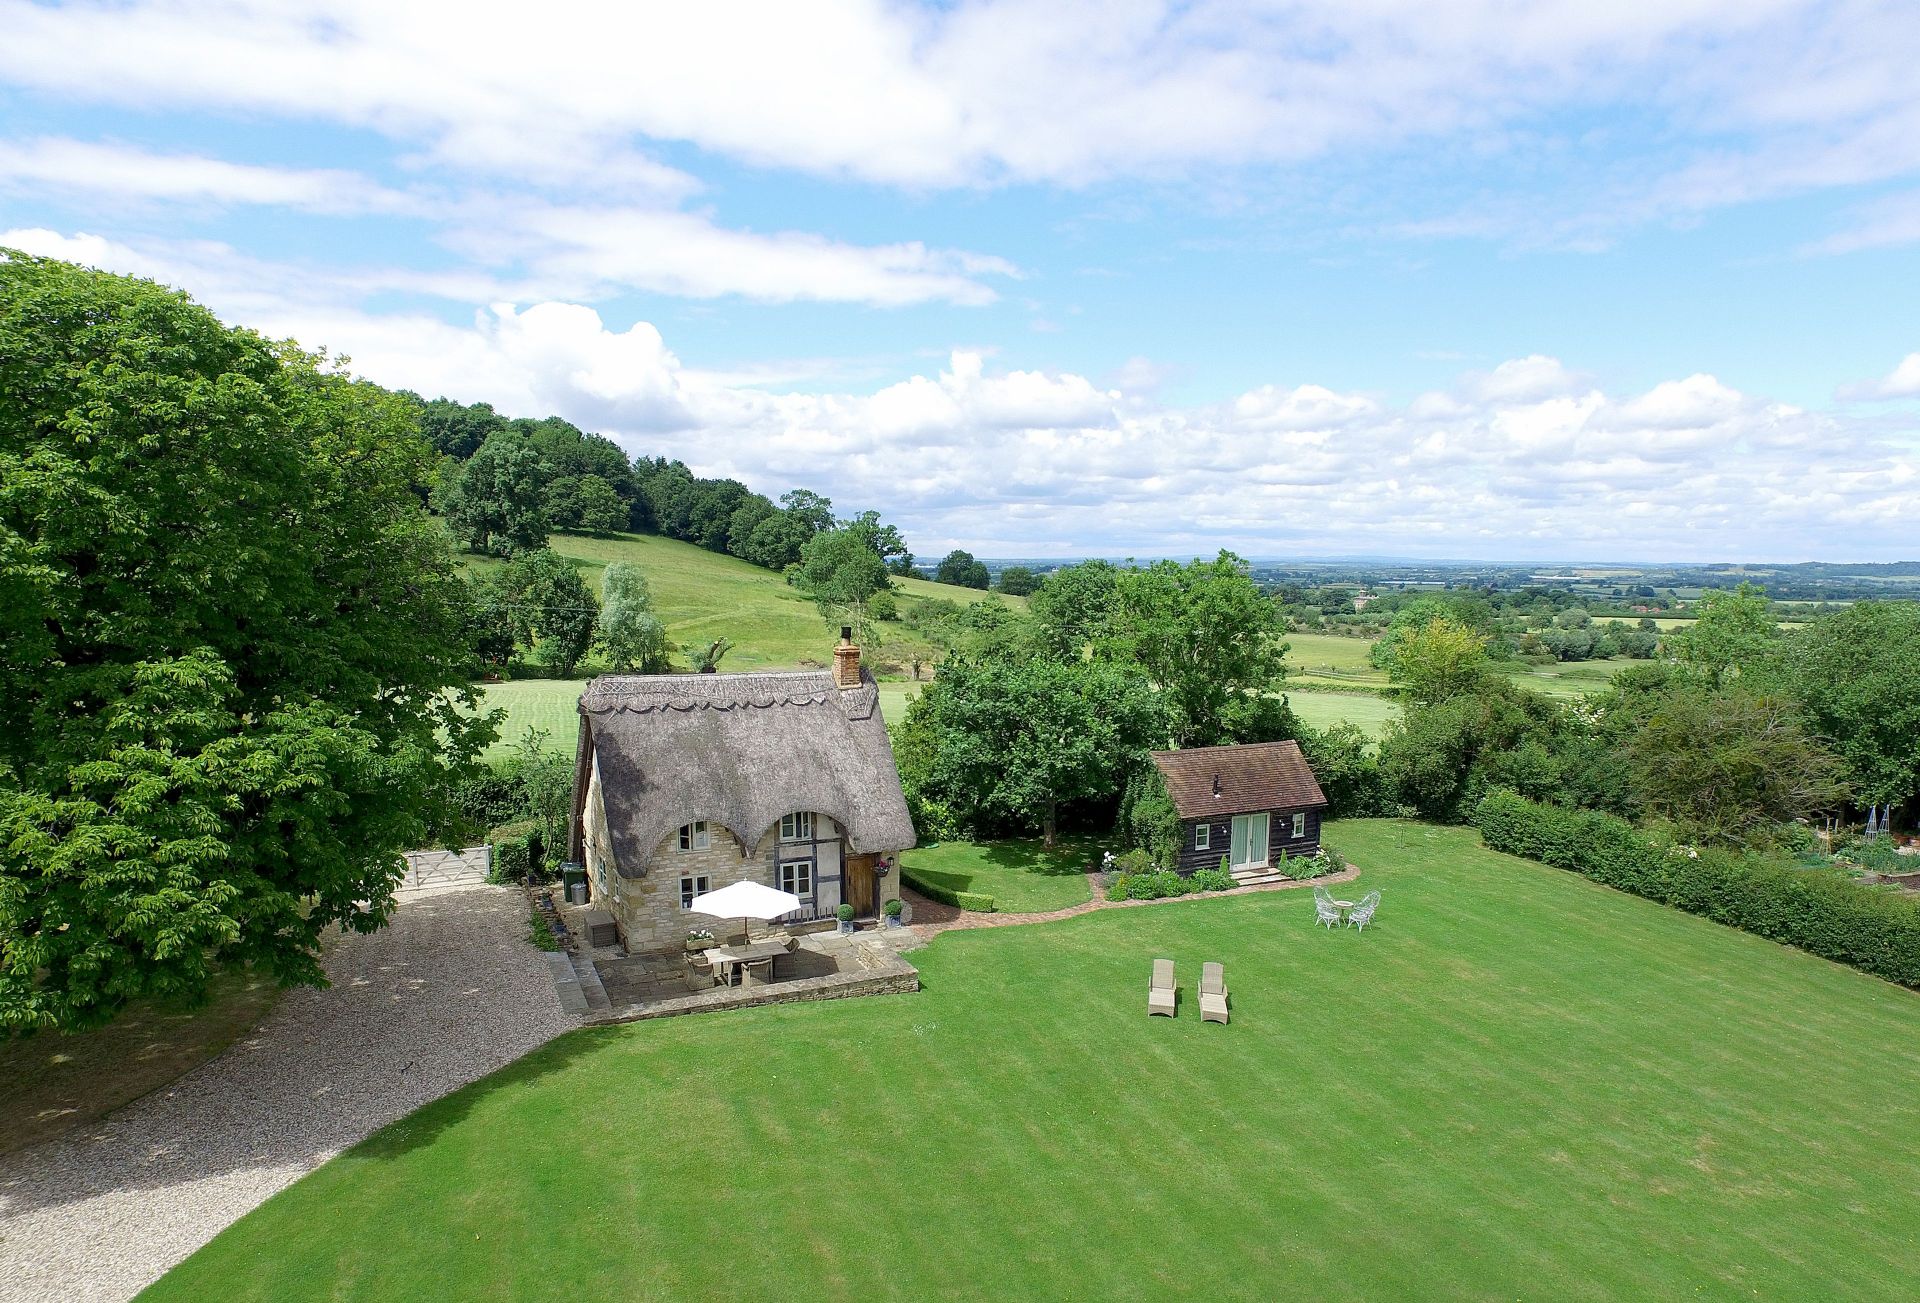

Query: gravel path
0 884 576 1303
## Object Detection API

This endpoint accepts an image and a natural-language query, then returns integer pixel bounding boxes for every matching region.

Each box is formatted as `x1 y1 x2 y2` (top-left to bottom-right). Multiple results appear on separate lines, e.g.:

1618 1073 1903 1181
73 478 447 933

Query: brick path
906 864 1361 938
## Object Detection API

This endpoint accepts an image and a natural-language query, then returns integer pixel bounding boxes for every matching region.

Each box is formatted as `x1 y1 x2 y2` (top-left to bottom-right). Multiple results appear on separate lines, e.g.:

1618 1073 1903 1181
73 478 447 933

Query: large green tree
1386 615 1491 706
0 253 495 1031
1623 686 1849 847
793 527 890 637
1788 601 1920 810
447 429 550 554
899 653 1167 845
596 561 671 673
935 549 990 590
1029 559 1121 655
1102 551 1289 746
498 548 598 675
1670 582 1780 687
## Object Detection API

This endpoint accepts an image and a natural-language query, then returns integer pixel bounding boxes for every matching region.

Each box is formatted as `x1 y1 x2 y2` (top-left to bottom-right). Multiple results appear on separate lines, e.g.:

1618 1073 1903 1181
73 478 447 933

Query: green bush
867 589 899 622
1319 842 1348 874
884 898 903 917
1106 873 1133 901
901 865 996 912
491 834 532 883
1189 867 1236 892
836 903 856 922
1474 790 1920 990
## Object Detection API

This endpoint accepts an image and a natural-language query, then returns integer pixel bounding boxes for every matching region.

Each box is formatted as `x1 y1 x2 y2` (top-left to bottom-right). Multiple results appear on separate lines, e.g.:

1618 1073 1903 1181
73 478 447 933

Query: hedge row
900 868 995 913
1474 789 1920 989
489 818 541 883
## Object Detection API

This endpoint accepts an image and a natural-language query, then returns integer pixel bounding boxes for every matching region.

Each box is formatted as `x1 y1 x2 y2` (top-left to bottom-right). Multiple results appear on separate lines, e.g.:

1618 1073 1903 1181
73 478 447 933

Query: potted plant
883 898 904 929
836 902 856 935
684 928 716 954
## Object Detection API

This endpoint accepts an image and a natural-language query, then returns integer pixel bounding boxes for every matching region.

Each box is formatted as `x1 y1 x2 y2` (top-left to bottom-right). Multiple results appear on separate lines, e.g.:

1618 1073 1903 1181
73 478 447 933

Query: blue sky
2 0 1918 562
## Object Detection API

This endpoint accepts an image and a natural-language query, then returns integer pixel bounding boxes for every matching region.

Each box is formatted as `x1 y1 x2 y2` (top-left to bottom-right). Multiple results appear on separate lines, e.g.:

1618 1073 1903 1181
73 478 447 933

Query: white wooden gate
399 845 491 892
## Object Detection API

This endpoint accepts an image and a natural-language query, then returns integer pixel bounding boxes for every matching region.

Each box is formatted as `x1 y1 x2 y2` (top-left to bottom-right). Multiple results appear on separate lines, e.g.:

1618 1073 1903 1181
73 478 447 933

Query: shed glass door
1229 813 1270 869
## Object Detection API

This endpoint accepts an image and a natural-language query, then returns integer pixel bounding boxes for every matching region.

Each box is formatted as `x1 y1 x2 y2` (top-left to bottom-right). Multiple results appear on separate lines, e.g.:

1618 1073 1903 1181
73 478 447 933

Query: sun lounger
1148 957 1176 1017
1199 961 1229 1024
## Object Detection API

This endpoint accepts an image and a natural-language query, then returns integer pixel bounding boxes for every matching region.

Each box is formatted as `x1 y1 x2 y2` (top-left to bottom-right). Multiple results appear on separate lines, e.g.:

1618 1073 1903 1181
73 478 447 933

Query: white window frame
1195 822 1210 852
679 874 711 910
778 858 813 899
780 812 813 843
1292 812 1307 839
678 821 710 852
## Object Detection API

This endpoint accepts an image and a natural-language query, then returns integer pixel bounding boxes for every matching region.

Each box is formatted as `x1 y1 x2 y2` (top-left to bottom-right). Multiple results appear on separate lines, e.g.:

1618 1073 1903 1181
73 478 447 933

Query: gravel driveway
0 884 576 1303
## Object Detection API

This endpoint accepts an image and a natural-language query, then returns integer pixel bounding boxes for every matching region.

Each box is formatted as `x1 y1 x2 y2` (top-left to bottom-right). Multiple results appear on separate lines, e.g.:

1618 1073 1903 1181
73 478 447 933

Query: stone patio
584 926 921 1024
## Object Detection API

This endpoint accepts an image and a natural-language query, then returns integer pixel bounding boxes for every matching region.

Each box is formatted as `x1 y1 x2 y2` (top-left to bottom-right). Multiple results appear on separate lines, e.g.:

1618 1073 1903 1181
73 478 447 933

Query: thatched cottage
1149 741 1327 879
567 632 915 952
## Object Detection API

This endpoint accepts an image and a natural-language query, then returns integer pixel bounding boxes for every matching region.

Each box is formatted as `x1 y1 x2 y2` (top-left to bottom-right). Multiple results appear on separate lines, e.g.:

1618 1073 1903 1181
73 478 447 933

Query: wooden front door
844 852 877 917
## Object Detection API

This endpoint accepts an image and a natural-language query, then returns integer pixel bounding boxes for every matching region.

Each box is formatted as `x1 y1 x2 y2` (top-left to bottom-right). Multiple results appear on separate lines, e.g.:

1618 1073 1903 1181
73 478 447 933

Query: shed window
678 821 710 851
1291 812 1307 839
679 874 711 910
1195 823 1210 851
780 812 813 843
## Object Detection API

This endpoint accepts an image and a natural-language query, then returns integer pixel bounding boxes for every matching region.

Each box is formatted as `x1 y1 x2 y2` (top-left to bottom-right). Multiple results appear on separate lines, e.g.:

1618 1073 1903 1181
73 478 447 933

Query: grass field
1285 688 1400 739
476 676 925 760
150 820 1920 1301
898 837 1097 913
466 531 1022 674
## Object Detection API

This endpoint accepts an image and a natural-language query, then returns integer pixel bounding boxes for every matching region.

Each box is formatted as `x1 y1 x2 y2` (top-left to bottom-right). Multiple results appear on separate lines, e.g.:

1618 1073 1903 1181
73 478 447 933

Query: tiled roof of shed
1148 740 1328 820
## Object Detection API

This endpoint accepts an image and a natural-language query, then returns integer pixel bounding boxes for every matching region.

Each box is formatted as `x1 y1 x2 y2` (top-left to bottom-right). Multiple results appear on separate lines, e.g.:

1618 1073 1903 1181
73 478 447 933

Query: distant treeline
410 395 912 574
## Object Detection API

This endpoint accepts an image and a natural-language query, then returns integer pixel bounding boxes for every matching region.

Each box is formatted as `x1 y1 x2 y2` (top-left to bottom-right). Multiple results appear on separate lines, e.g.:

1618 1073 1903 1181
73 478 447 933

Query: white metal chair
1314 887 1342 929
1346 890 1381 932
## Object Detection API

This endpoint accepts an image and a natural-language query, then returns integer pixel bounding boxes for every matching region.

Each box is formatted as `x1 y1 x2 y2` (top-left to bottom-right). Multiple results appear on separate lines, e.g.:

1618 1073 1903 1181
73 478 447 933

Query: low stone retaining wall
589 954 919 1025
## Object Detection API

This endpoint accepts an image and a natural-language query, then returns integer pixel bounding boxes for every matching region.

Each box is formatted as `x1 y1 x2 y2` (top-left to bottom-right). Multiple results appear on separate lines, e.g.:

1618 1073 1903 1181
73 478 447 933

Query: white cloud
1840 351 1920 400
13 229 1917 561
0 138 417 215
453 204 1015 306
1 0 1913 209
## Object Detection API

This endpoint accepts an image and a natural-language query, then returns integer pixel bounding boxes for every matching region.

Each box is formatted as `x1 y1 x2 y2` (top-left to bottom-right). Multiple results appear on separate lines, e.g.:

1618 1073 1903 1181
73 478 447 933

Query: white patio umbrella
688 880 803 942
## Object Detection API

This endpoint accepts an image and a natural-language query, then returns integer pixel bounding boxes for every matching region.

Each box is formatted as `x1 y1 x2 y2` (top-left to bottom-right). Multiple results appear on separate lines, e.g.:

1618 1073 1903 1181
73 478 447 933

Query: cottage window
778 859 813 899
678 822 710 852
1291 812 1307 839
780 812 813 843
1195 823 1210 852
679 874 711 910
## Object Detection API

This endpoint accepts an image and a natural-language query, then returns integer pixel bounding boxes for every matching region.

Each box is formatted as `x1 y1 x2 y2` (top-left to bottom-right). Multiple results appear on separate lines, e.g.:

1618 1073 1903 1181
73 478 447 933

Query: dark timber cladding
1150 741 1329 874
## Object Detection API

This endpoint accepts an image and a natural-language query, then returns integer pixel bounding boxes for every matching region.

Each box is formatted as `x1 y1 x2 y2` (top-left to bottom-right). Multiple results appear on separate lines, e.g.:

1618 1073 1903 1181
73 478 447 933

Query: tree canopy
597 562 672 674
0 252 495 1031
1787 601 1920 808
1103 551 1289 747
935 549 990 590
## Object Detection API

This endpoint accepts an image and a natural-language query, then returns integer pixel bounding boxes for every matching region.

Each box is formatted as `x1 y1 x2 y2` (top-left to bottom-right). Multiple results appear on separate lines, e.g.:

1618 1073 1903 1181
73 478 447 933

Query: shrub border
1474 789 1920 990
900 867 995 913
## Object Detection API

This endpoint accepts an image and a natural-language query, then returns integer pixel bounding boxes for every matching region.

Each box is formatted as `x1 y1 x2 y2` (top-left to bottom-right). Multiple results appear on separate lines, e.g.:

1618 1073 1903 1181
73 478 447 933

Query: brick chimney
833 625 862 689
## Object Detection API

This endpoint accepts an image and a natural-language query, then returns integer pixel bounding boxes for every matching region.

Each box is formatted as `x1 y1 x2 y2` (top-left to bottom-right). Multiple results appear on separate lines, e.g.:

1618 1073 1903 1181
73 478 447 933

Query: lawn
471 677 589 761
898 837 1096 913
149 820 1920 1301
1284 688 1400 740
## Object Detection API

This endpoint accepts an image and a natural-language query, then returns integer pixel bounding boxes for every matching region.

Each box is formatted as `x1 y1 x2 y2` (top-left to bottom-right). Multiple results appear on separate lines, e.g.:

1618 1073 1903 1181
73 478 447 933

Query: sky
2 1 1918 563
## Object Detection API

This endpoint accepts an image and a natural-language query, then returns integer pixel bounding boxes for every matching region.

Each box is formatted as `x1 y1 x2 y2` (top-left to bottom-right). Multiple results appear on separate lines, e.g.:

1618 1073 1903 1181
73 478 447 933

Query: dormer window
678 821 711 851
780 812 814 843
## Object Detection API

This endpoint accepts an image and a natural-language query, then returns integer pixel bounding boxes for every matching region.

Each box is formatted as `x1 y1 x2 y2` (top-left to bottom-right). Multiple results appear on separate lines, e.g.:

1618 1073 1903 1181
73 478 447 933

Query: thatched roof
569 667 915 878
1149 741 1327 820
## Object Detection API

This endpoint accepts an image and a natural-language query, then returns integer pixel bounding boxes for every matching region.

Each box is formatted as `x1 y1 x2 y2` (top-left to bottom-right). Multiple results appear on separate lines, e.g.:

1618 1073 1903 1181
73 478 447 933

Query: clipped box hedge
901 868 995 913
1474 789 1920 990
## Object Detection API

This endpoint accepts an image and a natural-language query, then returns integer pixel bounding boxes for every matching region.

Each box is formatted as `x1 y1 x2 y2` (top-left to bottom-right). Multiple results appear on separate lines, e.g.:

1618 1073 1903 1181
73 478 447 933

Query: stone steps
1229 868 1290 887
